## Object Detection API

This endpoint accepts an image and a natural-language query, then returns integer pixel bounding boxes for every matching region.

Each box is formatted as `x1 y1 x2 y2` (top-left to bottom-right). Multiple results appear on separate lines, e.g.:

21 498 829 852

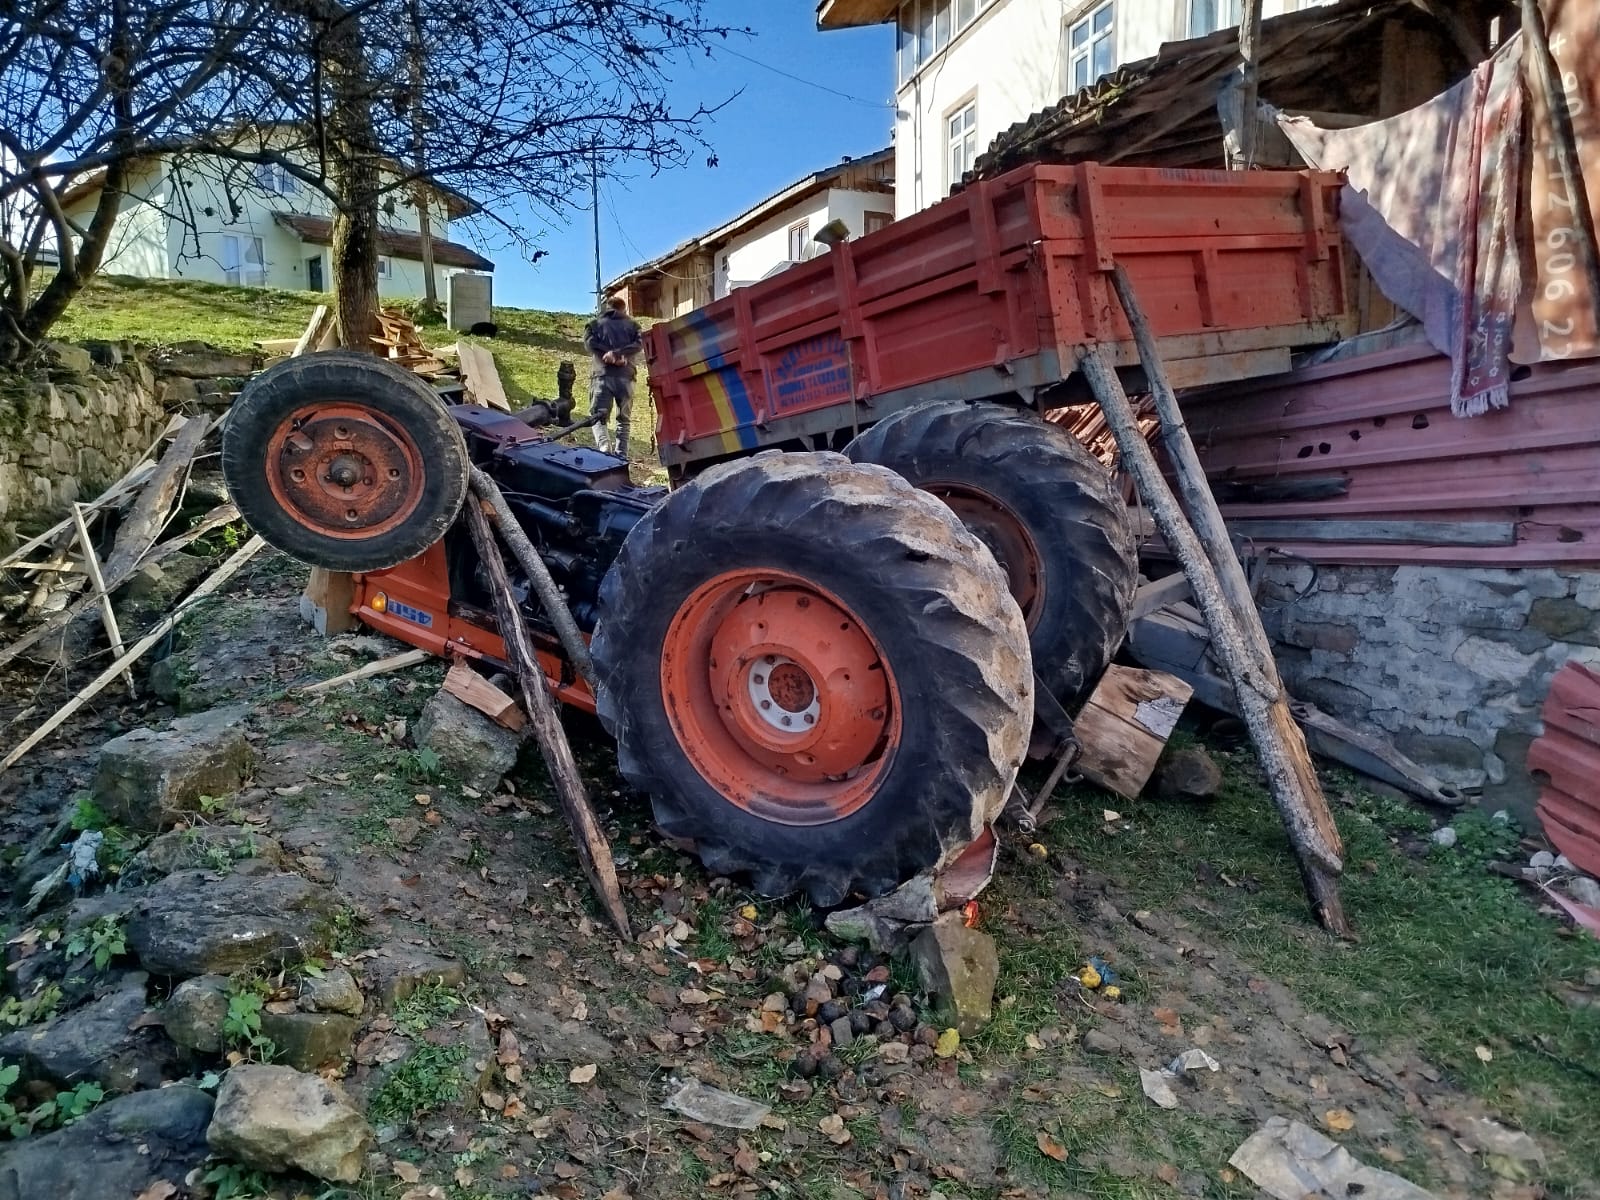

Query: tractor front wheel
591 452 1033 905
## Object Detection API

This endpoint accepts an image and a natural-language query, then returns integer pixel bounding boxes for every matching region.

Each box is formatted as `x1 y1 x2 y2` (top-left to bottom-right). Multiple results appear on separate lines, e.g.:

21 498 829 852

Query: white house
61 151 493 299
817 0 1330 217
605 148 895 319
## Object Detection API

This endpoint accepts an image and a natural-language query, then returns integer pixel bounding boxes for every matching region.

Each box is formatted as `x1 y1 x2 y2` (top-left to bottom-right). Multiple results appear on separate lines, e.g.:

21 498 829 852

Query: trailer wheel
591 453 1032 905
222 351 470 572
847 401 1136 713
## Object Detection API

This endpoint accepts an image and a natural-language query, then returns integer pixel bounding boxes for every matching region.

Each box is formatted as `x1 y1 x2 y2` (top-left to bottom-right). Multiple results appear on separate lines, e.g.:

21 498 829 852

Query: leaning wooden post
1078 347 1348 935
462 494 632 940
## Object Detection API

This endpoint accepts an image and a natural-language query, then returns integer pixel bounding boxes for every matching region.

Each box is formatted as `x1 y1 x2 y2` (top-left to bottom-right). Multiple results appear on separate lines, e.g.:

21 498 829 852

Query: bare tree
1 0 740 363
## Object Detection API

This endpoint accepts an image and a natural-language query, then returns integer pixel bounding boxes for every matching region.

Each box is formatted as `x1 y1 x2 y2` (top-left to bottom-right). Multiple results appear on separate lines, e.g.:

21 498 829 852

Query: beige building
817 0 1331 216
606 148 895 320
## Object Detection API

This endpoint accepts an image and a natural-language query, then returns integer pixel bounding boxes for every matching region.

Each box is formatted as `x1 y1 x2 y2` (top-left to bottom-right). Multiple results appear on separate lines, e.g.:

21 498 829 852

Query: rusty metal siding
1182 342 1600 567
1529 663 1600 877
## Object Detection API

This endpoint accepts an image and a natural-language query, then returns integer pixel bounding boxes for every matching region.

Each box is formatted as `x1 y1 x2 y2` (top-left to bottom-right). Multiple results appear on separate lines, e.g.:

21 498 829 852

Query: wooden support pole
462 495 631 940
1235 0 1264 168
1 536 265 775
70 503 135 698
1078 346 1348 935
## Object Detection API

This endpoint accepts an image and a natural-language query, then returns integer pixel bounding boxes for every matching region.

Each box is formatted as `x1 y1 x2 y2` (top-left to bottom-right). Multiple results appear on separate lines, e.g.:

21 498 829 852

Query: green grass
368 1042 470 1125
981 747 1600 1196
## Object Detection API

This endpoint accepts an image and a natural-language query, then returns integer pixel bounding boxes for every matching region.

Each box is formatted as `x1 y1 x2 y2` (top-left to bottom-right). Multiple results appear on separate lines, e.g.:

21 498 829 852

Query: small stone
0 975 177 1092
873 1020 896 1038
761 992 787 1014
803 975 833 1006
913 1025 939 1048
829 1016 855 1049
0 1085 213 1200
817 1054 845 1080
835 946 859 969
126 869 335 977
908 912 999 1036
1081 1029 1120 1055
165 974 232 1053
127 825 286 881
889 1006 917 1033
1430 826 1458 848
818 1000 847 1025
792 1050 820 1079
1530 850 1556 870
363 945 466 1009
155 346 258 378
414 690 524 793
207 1064 372 1183
909 1043 934 1064
848 1010 875 1036
297 967 363 1017
94 706 255 832
878 1041 910 1065
1154 746 1224 800
1566 876 1600 909
258 1011 359 1072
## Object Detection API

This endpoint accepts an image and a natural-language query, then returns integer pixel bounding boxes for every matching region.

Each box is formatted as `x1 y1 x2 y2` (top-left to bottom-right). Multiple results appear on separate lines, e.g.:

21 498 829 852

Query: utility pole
591 146 603 310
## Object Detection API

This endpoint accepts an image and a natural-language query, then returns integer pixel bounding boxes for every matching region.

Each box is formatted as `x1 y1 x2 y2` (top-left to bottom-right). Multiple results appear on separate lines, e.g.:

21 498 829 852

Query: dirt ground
3 547 1598 1200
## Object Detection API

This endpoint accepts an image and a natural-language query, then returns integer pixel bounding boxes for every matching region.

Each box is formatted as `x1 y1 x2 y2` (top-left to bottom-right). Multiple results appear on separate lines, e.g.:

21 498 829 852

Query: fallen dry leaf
1156 1163 1180 1188
1035 1130 1069 1162
679 988 712 1006
1475 1044 1494 1063
479 1090 505 1110
553 1161 581 1180
1323 1108 1356 1132
497 1028 520 1065
817 1113 852 1145
400 1188 446 1200
569 1063 598 1084
392 1161 422 1183
454 1167 475 1187
503 970 527 986
134 1184 179 1200
600 1189 632 1200
1103 809 1121 822
935 1028 960 1058
1024 1032 1045 1051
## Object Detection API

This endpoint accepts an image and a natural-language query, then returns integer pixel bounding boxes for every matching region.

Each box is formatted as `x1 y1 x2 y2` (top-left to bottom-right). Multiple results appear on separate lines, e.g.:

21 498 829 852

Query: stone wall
1258 562 1600 820
0 341 254 550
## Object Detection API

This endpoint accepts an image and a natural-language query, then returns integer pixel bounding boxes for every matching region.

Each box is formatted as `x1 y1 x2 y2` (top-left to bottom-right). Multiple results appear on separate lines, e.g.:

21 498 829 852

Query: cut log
1 536 265 774
443 661 525 731
1080 338 1349 936
1073 665 1194 800
462 494 630 938
456 343 511 412
300 567 359 636
292 305 333 357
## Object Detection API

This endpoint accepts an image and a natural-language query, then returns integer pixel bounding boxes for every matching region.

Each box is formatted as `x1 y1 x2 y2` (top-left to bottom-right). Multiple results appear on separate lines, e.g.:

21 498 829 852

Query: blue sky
481 4 895 314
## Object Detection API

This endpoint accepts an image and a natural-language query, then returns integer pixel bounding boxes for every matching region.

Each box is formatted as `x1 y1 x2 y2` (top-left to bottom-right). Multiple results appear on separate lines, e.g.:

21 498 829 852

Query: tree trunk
316 0 381 352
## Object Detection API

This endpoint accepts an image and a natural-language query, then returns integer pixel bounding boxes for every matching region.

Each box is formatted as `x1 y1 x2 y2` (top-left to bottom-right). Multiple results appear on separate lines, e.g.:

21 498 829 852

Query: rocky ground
0 546 1596 1200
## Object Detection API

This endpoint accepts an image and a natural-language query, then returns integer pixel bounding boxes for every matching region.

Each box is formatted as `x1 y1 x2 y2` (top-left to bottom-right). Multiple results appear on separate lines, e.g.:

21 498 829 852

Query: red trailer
648 162 1353 474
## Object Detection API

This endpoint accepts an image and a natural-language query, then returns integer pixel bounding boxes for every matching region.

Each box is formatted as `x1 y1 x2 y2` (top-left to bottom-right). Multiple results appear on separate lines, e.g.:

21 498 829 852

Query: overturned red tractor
222 163 1349 903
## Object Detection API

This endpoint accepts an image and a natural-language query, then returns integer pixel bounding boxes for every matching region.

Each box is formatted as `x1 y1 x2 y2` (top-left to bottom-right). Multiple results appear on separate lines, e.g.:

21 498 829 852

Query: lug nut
388 468 400 479
760 700 771 710
290 468 305 481
345 509 358 521
753 674 765 685
804 714 816 725
781 716 792 727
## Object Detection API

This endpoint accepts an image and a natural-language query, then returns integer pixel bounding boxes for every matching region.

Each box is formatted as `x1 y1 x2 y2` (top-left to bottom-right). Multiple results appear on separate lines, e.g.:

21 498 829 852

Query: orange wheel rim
924 482 1044 629
660 569 901 826
264 402 425 540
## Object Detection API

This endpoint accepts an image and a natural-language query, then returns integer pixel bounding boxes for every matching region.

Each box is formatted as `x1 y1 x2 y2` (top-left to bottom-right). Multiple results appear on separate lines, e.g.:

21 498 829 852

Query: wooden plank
1225 518 1516 546
1 537 265 775
254 337 301 355
70 503 135 697
292 305 332 357
1130 572 1193 620
300 648 430 696
456 343 511 412
443 662 526 732
1072 665 1194 800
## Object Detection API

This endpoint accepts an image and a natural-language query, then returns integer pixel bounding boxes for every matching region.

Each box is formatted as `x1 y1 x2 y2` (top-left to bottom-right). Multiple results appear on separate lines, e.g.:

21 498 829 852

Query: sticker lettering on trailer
767 334 852 416
387 598 434 628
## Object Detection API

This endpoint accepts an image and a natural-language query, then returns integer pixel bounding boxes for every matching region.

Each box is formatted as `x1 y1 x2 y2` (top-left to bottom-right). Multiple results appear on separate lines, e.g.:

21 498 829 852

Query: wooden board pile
373 308 510 412
0 414 264 772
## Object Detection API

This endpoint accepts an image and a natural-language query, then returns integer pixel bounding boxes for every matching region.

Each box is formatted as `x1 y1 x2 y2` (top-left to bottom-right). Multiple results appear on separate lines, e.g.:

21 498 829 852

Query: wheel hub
267 404 422 539
660 572 901 825
926 483 1044 629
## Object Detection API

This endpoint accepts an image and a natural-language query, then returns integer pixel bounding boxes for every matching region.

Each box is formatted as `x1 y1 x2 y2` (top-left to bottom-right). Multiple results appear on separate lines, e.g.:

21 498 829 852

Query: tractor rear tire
847 400 1136 714
222 350 470 573
591 452 1032 906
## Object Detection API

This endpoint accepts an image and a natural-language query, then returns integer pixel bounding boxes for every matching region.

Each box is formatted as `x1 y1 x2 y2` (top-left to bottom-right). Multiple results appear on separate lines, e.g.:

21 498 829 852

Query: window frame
896 0 996 85
221 233 266 286
787 220 811 262
376 255 392 279
945 96 978 194
863 210 894 235
1187 0 1241 37
252 162 297 196
1065 1 1116 95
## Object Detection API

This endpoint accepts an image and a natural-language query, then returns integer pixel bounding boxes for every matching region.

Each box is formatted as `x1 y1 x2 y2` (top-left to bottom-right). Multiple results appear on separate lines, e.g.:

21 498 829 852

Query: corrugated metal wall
1181 342 1600 568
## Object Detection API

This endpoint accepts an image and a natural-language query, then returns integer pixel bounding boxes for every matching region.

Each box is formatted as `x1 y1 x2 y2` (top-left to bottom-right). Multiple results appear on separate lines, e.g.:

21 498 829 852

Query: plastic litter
1139 1067 1180 1109
662 1079 771 1130
65 830 104 889
1230 1117 1438 1199
1088 956 1119 985
1167 1048 1220 1075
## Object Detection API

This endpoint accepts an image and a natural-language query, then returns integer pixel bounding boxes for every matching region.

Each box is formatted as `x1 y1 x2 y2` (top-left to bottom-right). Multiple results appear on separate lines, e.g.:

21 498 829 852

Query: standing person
584 295 643 456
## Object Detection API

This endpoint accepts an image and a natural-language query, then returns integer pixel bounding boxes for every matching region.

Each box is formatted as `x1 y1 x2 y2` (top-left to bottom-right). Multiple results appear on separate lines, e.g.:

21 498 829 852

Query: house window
220 234 265 286
251 163 296 195
897 0 989 83
864 211 893 235
947 100 977 192
788 221 810 262
1065 2 1116 94
377 255 392 279
1188 0 1241 36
